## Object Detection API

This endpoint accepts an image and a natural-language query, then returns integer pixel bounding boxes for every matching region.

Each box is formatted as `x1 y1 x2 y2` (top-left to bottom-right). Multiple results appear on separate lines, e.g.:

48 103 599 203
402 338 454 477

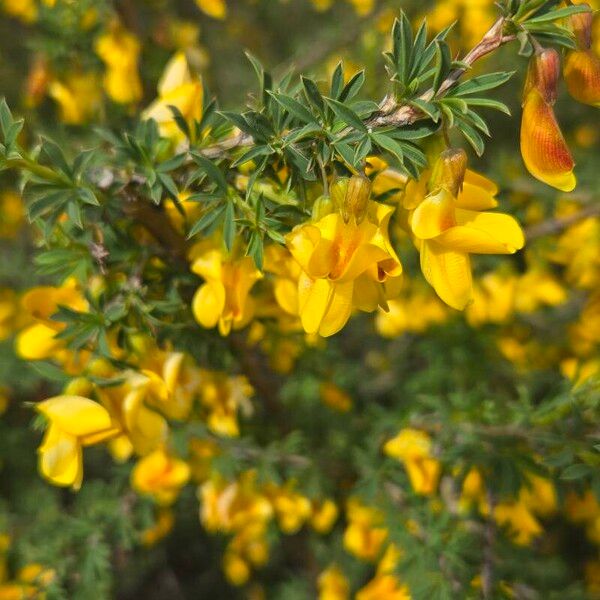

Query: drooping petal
38 424 83 489
297 273 334 335
410 189 456 239
36 395 115 439
564 50 600 108
520 89 576 192
319 281 354 337
436 210 525 254
420 240 472 310
192 282 226 329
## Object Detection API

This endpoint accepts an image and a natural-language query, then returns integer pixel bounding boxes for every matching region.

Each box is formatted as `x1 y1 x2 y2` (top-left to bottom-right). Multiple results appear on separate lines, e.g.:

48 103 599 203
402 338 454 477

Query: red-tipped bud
525 48 561 104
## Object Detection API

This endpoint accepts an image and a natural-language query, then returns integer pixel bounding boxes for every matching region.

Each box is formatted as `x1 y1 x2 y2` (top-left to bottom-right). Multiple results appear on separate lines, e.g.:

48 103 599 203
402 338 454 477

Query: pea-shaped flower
36 395 119 490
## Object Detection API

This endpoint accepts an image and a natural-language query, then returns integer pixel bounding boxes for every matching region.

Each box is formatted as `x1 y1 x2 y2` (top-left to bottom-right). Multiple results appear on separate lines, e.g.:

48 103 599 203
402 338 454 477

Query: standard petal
520 89 576 192
37 395 114 438
454 170 499 210
564 50 600 108
420 240 472 310
436 210 525 254
158 52 191 96
15 323 61 360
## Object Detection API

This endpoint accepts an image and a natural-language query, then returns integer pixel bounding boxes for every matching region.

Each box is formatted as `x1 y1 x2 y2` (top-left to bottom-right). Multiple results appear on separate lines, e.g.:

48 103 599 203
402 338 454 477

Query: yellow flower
131 447 191 505
36 395 119 490
95 25 143 104
265 483 312 534
357 543 411 600
191 240 262 336
347 0 375 17
2 0 37 23
48 72 102 125
406 149 524 310
343 498 388 561
311 498 339 534
15 279 88 361
383 428 441 495
143 51 203 141
520 49 576 191
519 473 557 518
286 176 402 337
311 0 334 12
318 565 350 600
264 244 303 318
195 0 227 20
96 372 169 457
493 500 542 546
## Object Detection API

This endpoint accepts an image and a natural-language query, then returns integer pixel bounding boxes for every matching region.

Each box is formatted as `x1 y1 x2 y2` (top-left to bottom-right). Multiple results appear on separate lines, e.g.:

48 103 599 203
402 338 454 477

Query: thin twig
525 204 600 241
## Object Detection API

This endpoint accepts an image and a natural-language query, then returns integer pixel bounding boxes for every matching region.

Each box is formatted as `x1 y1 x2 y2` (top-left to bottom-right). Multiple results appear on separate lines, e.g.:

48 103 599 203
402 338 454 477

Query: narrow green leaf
324 98 367 132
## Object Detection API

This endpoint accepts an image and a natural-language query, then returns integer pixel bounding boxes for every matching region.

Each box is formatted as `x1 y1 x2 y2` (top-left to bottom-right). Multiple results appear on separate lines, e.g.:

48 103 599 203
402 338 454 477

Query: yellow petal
410 188 456 239
38 425 82 489
158 52 191 96
298 274 333 335
192 282 226 329
420 240 472 310
15 323 61 360
520 89 576 191
319 281 354 337
454 170 499 210
436 210 525 254
274 278 299 315
36 395 114 439
191 249 223 281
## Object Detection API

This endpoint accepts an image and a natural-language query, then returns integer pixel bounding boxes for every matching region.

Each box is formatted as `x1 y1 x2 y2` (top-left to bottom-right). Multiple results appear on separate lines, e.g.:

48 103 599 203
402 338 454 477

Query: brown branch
525 204 600 241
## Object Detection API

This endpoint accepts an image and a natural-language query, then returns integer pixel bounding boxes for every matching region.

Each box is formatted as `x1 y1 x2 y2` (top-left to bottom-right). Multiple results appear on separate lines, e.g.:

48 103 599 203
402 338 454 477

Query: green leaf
247 230 264 270
267 91 317 124
462 97 511 115
187 203 225 238
330 62 344 99
459 121 485 156
450 72 514 96
301 76 325 115
525 4 590 24
191 152 228 195
231 145 274 168
560 463 592 480
41 138 72 178
371 132 405 164
339 70 365 103
432 41 452 94
324 98 367 132
223 201 236 251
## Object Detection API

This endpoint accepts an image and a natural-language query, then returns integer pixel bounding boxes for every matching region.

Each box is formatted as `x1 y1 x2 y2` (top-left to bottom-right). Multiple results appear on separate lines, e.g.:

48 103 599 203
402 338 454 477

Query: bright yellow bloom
357 544 411 600
36 395 119 490
405 150 524 309
343 498 388 561
48 72 102 125
318 565 350 600
286 177 402 337
95 25 143 104
195 0 227 19
383 428 441 495
493 500 542 546
520 474 557 518
96 372 169 457
191 240 262 336
143 51 203 141
15 279 87 361
311 498 339 534
131 447 190 505
520 49 576 191
347 0 375 17
2 0 37 23
266 483 312 534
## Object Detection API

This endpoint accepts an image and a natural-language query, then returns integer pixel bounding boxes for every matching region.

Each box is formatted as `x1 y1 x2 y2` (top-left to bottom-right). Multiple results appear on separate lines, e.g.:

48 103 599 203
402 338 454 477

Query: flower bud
525 48 560 104
331 175 372 223
311 195 334 221
429 148 467 197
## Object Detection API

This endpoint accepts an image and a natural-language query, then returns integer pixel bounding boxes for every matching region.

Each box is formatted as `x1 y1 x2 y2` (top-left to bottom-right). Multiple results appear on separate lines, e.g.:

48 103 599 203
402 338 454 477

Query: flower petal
410 189 456 239
192 282 226 329
37 395 114 438
38 424 82 489
420 240 472 310
319 281 354 337
297 273 333 335
520 89 576 191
